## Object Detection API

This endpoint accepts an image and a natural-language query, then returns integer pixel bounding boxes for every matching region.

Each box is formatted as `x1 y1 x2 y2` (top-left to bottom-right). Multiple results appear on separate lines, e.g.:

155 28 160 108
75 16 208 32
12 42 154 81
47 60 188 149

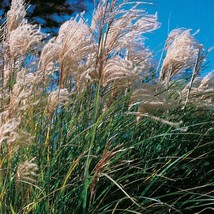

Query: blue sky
144 0 214 73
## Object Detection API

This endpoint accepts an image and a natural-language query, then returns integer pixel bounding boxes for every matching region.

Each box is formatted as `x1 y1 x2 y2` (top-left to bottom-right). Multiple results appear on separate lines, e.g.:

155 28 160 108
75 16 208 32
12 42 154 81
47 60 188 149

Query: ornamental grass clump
0 0 214 213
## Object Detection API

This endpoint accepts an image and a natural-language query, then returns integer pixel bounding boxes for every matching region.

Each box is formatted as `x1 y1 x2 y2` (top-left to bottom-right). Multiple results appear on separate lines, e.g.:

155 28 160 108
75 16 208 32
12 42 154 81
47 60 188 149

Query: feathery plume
56 16 93 88
16 158 38 184
76 52 98 91
199 70 214 89
126 43 152 73
181 70 214 108
40 37 58 72
107 10 159 52
90 0 159 88
8 69 42 116
102 57 137 87
0 118 20 145
91 0 106 32
47 88 70 118
130 85 175 115
8 23 43 58
104 2 159 61
7 0 26 32
160 29 202 85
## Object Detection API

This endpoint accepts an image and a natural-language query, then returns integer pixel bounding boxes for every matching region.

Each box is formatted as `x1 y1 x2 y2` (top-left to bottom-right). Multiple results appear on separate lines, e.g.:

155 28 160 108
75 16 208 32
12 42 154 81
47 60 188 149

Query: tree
0 0 93 34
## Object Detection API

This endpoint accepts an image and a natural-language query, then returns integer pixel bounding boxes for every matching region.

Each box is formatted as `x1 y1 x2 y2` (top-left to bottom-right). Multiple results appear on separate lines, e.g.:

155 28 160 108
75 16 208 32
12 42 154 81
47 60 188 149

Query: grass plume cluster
0 0 214 213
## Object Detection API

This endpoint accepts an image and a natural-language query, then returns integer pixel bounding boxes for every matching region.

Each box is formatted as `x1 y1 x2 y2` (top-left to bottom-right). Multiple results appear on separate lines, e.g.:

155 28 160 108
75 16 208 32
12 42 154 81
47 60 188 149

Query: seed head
160 29 202 85
16 158 38 184
7 0 26 32
9 23 43 58
0 118 20 145
47 89 70 118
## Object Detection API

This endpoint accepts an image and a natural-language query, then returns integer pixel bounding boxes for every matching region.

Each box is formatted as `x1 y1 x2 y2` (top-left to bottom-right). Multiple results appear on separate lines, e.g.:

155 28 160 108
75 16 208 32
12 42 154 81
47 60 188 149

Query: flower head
16 158 38 183
7 0 26 32
0 118 20 145
8 23 43 58
47 89 70 118
160 29 202 85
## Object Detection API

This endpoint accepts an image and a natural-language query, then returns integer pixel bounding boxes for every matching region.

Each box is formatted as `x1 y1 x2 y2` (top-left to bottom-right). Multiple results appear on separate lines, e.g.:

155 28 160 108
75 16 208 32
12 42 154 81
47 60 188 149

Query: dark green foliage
0 0 93 34
1 84 213 213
